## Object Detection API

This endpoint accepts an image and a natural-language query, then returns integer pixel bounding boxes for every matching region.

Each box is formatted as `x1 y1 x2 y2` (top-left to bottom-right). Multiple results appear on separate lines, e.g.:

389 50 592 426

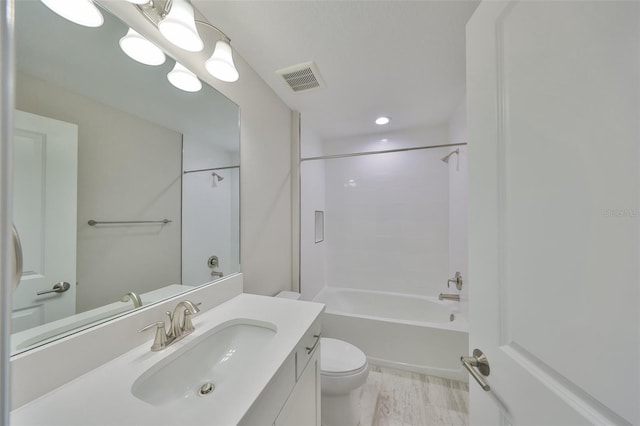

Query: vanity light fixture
128 0 239 83
375 116 391 125
119 28 166 66
167 62 202 92
203 30 239 82
40 0 104 28
158 0 204 52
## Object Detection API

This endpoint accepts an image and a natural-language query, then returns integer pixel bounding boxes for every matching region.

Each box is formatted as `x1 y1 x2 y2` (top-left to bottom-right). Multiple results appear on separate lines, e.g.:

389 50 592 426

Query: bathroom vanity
11 282 323 425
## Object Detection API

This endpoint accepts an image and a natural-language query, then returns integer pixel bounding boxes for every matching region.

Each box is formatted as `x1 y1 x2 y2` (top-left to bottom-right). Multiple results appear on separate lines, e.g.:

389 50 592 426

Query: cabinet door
275 348 320 426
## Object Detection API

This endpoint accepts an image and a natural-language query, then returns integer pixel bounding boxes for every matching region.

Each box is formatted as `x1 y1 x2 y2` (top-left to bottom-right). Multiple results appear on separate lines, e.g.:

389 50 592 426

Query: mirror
314 211 324 243
11 1 240 355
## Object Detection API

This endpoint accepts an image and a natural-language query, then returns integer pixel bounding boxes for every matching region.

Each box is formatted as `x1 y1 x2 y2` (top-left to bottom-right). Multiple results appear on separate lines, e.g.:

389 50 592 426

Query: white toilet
275 291 369 426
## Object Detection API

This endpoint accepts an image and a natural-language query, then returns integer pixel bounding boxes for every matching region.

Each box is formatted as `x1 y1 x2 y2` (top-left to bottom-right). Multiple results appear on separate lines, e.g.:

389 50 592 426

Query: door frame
0 0 16 424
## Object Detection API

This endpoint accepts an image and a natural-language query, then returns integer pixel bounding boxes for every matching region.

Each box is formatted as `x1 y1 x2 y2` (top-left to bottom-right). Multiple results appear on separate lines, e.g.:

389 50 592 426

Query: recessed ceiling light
375 116 390 125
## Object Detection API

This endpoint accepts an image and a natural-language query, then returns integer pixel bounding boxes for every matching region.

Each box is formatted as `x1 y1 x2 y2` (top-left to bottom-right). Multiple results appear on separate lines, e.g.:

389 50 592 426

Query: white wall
299 126 326 301
104 3 294 297
447 97 468 308
16 72 182 313
322 124 450 156
323 147 450 296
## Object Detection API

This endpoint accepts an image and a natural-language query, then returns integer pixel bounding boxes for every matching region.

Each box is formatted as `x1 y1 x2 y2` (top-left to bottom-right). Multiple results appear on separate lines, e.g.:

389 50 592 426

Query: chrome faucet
439 293 461 302
121 291 142 308
210 270 224 278
447 272 463 290
167 300 200 339
139 300 200 351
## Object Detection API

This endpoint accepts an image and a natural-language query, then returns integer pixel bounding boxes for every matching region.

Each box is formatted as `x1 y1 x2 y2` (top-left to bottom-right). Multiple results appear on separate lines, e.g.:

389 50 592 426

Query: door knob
461 348 491 391
37 281 71 296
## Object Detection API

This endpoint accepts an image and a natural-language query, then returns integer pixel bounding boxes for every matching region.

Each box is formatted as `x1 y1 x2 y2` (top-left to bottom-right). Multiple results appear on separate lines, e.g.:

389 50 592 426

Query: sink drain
198 382 215 396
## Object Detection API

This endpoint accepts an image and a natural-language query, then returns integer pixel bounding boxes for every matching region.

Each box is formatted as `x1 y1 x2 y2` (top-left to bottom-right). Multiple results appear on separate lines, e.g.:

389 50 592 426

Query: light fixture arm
132 2 230 44
160 0 172 17
133 0 172 26
195 20 231 44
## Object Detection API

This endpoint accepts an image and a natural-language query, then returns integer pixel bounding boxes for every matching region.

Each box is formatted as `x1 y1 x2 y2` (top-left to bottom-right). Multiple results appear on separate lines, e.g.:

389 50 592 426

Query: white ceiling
194 0 479 142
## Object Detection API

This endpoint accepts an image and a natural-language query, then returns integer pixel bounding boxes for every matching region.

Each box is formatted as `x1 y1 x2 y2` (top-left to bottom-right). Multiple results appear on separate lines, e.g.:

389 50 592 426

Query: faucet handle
447 272 463 290
182 310 196 334
139 321 168 351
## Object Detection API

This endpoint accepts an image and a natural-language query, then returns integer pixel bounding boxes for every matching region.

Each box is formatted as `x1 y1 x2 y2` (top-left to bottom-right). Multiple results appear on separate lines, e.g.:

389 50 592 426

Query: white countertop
11 294 324 425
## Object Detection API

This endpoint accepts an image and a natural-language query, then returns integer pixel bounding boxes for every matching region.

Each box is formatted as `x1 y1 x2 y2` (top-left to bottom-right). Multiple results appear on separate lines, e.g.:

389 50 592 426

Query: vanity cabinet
275 348 320 425
241 318 321 426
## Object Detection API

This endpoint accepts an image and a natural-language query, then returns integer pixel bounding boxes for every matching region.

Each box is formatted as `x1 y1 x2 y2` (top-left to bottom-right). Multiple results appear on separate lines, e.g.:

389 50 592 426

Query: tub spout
439 293 460 302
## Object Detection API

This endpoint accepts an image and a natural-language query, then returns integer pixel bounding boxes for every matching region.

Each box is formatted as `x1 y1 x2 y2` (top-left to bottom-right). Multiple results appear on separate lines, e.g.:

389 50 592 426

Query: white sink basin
131 319 276 406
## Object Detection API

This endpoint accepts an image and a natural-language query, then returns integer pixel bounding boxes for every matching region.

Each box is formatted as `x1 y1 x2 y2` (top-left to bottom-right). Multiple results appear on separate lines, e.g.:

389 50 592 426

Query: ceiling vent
276 61 324 93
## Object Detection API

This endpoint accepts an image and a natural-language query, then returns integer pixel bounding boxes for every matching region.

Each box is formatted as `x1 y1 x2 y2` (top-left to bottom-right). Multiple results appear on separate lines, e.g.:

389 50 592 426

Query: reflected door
467 1 638 424
12 110 78 333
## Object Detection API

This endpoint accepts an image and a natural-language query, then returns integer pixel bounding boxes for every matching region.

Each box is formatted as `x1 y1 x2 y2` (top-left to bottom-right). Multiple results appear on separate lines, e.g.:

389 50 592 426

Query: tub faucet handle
447 272 463 290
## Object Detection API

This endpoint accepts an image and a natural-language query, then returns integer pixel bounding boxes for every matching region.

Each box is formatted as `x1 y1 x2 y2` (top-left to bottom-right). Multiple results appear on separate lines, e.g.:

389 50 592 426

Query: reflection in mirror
11 1 240 355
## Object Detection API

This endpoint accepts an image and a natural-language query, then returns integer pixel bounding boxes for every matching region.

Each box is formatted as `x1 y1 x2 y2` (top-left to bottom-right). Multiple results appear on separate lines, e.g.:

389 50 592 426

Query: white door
11 110 78 333
467 1 638 424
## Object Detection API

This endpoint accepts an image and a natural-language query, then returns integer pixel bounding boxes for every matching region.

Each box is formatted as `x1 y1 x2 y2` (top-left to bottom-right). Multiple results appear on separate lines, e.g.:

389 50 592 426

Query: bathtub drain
198 382 215 396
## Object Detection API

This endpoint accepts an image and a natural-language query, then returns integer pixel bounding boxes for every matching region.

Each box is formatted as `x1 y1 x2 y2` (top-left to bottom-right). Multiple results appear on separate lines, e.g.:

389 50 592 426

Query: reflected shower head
441 149 459 163
212 172 224 182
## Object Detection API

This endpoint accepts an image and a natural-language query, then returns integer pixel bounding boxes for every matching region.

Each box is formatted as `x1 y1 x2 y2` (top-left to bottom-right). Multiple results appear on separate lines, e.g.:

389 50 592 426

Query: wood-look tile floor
356 365 469 426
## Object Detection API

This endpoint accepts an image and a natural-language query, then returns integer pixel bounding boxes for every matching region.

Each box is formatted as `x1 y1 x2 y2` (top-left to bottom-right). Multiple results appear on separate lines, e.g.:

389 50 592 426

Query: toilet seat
320 338 368 375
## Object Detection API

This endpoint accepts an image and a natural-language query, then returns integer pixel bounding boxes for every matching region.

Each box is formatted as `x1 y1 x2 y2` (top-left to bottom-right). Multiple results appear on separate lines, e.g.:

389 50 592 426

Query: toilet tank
275 291 301 300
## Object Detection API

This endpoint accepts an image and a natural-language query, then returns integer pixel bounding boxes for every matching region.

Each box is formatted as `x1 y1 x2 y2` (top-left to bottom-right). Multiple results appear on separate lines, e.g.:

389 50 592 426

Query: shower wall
300 128 327 301
447 98 468 306
301 123 469 299
323 149 450 296
182 142 240 286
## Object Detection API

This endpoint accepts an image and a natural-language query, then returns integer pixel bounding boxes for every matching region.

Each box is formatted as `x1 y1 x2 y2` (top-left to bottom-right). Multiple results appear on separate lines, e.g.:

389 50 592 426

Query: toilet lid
320 338 367 374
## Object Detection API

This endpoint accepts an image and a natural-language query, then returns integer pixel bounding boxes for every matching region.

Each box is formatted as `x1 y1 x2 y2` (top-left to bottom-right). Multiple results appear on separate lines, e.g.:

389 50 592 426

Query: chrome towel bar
88 219 171 226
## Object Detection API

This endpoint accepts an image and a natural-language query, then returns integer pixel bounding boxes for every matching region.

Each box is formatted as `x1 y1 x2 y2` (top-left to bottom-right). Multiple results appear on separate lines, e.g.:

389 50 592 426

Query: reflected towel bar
183 165 239 175
88 219 171 226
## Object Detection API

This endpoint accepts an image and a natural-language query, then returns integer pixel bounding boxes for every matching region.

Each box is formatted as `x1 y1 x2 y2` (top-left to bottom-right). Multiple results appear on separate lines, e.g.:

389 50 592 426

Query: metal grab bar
461 349 491 391
37 282 71 296
88 219 171 226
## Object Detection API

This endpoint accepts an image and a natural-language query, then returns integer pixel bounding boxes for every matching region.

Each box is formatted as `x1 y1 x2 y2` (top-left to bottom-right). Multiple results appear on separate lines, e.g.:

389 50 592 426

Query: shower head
212 172 224 182
440 149 459 163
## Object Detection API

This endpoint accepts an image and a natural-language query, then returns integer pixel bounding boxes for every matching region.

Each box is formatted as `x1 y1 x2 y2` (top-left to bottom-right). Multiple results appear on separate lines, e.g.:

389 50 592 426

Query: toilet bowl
275 292 369 426
320 337 369 426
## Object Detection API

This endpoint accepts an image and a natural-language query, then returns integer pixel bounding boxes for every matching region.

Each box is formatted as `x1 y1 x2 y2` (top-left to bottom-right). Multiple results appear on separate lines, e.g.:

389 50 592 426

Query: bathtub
313 287 469 382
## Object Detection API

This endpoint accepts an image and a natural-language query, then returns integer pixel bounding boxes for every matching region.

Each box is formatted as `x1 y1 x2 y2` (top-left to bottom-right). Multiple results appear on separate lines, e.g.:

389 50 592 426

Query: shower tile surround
323 148 450 296
359 365 469 426
300 120 468 302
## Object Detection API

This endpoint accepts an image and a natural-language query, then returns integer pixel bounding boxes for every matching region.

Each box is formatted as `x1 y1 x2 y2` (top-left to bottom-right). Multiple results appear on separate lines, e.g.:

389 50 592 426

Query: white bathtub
314 287 469 382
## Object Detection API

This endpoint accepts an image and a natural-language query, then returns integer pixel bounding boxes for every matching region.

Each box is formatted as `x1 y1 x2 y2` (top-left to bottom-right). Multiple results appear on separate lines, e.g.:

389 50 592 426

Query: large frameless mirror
11 1 240 355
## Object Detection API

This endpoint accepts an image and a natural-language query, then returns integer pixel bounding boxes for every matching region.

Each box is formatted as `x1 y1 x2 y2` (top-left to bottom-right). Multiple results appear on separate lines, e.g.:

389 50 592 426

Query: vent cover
276 61 324 92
